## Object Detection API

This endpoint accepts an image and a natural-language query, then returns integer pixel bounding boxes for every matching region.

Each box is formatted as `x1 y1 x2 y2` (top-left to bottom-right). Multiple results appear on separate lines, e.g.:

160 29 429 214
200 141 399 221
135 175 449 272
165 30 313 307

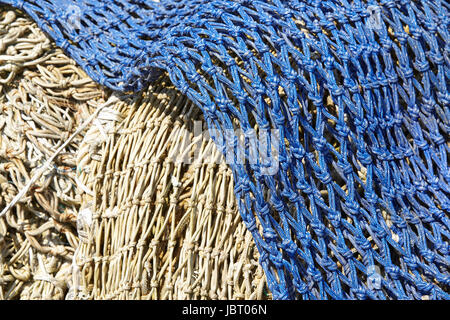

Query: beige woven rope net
0 7 269 300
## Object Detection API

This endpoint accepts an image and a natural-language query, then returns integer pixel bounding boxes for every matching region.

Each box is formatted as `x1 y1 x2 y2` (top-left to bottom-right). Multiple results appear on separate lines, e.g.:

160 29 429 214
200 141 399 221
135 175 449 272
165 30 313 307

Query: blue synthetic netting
1 0 448 300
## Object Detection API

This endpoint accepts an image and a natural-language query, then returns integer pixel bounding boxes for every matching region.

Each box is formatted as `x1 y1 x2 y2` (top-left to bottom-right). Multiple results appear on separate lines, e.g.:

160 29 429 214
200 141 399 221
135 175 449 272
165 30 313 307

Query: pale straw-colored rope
73 77 270 300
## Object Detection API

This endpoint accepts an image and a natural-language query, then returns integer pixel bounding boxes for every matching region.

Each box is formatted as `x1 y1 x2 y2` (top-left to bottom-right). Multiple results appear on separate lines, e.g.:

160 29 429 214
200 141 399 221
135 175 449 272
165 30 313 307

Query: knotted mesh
0 0 449 299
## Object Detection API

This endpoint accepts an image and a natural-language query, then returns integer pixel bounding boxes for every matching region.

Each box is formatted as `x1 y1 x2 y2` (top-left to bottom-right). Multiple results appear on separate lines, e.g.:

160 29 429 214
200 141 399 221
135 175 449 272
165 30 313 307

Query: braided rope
0 0 449 299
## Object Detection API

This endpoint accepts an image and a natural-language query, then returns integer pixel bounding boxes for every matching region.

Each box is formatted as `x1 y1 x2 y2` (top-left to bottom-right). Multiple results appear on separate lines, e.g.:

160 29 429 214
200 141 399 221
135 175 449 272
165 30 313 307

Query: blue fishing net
1 0 448 300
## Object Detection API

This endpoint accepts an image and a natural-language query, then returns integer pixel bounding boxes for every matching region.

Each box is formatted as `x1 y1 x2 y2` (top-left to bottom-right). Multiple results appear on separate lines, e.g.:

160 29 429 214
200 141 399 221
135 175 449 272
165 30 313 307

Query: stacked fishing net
1 0 447 300
0 7 104 299
0 7 268 300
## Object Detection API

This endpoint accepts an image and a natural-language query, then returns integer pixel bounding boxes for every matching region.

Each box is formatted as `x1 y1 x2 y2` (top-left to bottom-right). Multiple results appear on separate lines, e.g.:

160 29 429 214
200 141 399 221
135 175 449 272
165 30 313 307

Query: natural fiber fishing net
73 76 268 300
0 8 104 299
0 0 449 299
